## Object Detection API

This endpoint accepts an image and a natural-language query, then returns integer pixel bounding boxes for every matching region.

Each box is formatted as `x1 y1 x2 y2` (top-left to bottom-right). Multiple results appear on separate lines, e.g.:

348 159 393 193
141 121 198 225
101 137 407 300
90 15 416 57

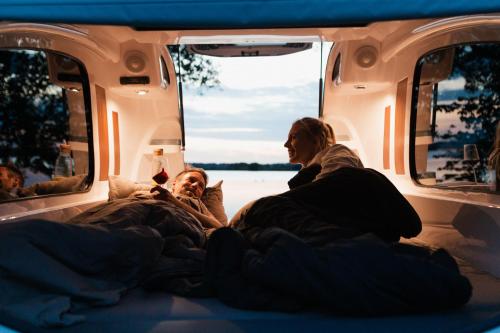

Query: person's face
172 171 206 198
284 123 319 166
0 167 15 191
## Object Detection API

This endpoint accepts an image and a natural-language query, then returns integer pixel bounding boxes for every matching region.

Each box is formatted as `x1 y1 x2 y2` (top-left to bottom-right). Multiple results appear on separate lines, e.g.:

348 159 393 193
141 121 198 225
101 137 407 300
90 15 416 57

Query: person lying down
150 167 224 229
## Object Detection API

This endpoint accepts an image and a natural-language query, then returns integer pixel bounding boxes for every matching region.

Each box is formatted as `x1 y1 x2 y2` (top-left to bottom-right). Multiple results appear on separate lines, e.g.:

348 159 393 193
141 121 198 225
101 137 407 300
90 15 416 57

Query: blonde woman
284 117 363 189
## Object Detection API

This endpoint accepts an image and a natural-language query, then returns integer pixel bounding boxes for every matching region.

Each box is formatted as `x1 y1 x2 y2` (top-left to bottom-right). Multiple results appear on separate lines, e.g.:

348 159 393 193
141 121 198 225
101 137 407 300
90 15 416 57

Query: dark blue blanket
204 228 471 314
204 168 471 313
0 198 205 328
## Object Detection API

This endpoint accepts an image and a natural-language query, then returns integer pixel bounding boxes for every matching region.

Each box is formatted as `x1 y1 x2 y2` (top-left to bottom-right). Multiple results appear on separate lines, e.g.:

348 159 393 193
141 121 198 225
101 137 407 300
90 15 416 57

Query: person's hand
151 185 223 229
150 185 174 202
17 187 36 197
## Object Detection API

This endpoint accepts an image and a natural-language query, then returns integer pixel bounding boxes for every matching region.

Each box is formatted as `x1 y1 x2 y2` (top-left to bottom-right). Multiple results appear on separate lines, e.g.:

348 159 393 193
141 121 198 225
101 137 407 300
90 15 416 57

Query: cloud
184 94 254 115
438 77 466 91
184 82 317 118
213 43 324 90
182 81 319 142
181 42 328 94
184 89 298 116
184 136 289 163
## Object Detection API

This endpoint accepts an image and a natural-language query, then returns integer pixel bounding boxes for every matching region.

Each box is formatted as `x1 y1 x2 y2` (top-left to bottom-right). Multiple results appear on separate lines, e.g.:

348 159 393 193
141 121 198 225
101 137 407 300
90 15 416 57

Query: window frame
0 47 94 202
410 41 499 194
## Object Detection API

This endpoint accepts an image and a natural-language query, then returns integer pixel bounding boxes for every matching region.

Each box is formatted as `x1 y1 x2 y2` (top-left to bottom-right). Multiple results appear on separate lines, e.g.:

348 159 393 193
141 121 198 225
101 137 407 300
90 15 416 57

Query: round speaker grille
355 46 378 69
125 52 146 73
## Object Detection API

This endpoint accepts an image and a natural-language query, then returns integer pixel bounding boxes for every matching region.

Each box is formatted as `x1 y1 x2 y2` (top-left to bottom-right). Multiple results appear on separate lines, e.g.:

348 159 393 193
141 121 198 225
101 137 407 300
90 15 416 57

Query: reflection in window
0 49 91 201
413 43 500 192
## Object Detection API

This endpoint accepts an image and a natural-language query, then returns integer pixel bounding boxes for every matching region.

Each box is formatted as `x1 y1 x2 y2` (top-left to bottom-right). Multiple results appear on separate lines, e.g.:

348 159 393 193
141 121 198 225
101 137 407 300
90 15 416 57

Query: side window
0 49 92 202
412 43 500 193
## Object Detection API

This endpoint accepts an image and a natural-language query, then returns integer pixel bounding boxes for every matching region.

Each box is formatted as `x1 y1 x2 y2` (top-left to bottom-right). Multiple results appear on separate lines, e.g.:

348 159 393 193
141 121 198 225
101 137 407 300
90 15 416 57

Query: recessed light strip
178 35 321 45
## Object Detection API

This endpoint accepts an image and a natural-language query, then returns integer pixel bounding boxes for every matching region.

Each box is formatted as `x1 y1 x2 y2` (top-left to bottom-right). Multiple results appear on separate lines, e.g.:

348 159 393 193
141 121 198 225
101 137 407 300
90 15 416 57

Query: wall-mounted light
68 87 81 92
136 89 149 95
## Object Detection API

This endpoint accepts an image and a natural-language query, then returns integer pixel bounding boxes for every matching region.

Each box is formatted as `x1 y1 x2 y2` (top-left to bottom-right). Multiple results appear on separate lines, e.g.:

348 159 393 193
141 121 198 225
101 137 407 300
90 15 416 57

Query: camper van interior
0 1 500 332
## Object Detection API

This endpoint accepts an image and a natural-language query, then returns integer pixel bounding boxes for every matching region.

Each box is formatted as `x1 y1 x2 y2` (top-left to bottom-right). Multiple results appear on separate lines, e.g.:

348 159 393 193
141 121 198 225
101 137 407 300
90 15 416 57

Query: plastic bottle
54 143 74 178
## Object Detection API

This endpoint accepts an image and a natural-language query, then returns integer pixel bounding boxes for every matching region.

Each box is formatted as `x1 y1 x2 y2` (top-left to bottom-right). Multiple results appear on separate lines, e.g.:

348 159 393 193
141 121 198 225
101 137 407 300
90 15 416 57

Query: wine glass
152 168 169 188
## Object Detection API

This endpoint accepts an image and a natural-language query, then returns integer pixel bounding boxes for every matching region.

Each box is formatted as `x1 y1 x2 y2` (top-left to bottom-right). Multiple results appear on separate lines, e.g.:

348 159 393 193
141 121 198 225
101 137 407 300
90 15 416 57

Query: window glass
0 49 92 202
413 43 500 193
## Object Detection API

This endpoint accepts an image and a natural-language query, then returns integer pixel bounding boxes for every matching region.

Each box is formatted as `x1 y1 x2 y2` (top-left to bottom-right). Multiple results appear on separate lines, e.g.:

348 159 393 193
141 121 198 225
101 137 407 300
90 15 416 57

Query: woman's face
284 123 319 166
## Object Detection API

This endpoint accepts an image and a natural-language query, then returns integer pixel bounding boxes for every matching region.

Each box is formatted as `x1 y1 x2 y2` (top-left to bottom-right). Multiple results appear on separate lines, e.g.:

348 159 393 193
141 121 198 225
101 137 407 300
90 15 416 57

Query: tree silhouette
0 50 70 179
431 44 500 183
167 45 220 89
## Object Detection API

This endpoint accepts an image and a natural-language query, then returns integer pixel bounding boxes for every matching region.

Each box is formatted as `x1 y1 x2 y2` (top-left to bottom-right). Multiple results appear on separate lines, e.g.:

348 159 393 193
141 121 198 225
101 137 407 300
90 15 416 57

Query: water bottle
54 143 74 178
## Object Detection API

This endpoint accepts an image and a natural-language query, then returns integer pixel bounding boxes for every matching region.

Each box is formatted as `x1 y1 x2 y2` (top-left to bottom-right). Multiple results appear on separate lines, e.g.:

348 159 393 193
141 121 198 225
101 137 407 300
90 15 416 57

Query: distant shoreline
189 162 300 171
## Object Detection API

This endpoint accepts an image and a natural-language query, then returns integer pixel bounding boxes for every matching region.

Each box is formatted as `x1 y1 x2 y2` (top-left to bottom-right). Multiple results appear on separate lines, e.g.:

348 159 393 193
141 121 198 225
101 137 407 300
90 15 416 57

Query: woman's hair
294 117 336 151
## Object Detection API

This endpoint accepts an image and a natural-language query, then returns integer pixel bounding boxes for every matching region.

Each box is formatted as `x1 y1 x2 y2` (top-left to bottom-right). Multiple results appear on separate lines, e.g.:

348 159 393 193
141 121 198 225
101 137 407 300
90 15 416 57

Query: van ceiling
185 43 312 57
1 0 500 29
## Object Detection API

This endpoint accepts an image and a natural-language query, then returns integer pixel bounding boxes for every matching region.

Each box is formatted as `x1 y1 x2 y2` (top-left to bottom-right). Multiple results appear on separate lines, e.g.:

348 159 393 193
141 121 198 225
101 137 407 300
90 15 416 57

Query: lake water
204 170 297 219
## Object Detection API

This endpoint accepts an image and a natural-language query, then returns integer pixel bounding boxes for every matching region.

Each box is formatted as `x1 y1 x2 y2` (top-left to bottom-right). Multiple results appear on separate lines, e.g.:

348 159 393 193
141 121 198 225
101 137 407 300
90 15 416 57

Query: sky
182 43 330 163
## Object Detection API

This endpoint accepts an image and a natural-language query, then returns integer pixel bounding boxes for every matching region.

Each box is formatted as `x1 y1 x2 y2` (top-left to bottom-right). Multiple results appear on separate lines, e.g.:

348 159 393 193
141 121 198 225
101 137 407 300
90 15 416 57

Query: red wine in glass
152 168 169 186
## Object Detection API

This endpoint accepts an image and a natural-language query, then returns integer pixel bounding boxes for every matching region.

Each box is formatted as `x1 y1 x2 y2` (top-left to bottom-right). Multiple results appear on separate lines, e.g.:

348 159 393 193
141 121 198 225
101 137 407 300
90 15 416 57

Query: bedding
235 167 422 243
204 228 471 314
202 168 470 313
0 168 473 329
150 168 471 313
2 254 498 333
0 198 206 328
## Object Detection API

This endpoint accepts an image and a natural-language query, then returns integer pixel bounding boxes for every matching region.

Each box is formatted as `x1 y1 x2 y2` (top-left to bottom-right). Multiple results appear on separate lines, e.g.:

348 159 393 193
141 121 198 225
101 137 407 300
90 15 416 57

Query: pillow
108 175 151 201
202 180 228 225
31 174 87 195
